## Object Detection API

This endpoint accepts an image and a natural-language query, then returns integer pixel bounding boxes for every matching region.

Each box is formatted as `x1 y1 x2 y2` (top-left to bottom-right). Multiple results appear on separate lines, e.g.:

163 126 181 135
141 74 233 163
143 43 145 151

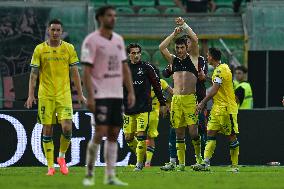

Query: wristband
181 23 190 30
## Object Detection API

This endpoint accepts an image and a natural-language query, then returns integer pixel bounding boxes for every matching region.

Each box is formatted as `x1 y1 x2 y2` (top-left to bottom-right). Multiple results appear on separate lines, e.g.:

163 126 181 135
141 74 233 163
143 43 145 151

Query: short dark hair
95 5 115 22
127 43 142 54
175 37 187 46
209 47 221 61
181 34 190 40
235 65 248 73
48 19 63 27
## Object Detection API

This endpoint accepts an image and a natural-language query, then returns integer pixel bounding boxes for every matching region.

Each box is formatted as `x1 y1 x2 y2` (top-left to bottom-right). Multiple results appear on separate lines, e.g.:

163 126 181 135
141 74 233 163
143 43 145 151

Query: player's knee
62 132 72 140
42 135 53 143
125 135 134 143
192 136 200 141
136 135 146 142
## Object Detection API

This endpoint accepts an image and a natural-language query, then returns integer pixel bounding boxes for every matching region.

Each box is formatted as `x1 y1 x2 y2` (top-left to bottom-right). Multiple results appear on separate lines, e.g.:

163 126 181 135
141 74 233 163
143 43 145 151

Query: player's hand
175 17 185 26
127 92 136 109
198 69 206 81
77 94 87 105
173 27 183 36
24 96 37 109
87 98 96 113
197 102 205 114
160 105 167 118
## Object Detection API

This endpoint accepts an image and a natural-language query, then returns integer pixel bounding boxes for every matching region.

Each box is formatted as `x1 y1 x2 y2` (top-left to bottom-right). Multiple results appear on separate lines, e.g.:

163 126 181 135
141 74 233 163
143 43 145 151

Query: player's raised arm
122 61 135 109
25 67 39 109
70 66 87 105
176 17 198 56
159 27 182 64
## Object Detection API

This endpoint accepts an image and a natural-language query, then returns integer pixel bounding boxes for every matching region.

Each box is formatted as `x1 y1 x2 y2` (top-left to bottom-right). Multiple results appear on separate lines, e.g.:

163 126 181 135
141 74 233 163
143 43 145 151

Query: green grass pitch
0 166 284 189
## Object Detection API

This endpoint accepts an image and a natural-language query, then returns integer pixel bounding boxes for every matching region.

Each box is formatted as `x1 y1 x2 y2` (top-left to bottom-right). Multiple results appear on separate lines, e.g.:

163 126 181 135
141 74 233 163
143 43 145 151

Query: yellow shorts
207 113 239 135
38 98 73 125
170 94 198 128
123 112 149 134
148 108 159 138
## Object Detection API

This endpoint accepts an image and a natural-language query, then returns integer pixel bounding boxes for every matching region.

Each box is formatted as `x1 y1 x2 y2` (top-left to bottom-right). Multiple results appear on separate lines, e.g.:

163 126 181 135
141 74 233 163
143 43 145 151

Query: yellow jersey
151 79 169 110
30 41 79 100
211 64 238 115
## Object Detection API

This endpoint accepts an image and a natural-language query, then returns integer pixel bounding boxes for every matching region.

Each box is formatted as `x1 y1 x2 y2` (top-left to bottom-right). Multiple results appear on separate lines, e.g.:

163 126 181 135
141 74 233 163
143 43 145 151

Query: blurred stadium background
1 0 284 169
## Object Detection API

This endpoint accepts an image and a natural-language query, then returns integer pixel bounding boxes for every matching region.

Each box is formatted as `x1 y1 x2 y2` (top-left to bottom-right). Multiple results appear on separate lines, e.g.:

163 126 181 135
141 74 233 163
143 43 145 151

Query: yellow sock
176 139 186 165
204 137 216 161
136 136 146 164
230 140 240 167
59 134 71 156
42 135 54 169
127 138 138 152
146 146 155 163
192 136 202 164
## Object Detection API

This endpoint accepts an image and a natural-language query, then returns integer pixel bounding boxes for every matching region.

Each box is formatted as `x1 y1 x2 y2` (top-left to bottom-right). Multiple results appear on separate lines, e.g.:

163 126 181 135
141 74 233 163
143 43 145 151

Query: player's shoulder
215 63 228 73
61 41 75 49
160 79 169 87
198 56 205 61
219 63 230 70
83 31 99 43
143 61 156 70
112 32 123 40
34 41 47 51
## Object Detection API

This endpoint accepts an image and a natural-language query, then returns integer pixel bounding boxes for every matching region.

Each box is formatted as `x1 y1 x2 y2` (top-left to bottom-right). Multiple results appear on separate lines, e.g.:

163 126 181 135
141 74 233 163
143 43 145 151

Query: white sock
86 141 100 177
59 152 65 158
104 140 117 178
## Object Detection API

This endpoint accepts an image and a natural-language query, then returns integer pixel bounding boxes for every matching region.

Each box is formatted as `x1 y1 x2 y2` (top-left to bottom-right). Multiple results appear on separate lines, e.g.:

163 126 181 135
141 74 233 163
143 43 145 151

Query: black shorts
94 98 124 127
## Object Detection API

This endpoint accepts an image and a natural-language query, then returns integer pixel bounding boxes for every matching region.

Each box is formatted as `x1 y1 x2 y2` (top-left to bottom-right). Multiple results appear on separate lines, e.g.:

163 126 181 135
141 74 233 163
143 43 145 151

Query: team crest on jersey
137 68 143 75
97 113 107 122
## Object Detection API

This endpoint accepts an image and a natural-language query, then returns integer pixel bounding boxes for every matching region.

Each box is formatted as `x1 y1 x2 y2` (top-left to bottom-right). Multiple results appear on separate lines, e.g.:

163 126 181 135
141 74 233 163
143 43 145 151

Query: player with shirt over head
159 17 201 171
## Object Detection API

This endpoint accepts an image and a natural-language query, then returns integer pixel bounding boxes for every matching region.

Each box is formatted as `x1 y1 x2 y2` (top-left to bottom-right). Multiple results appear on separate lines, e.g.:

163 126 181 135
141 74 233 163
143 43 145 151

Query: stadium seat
132 0 155 6
215 0 232 7
215 7 234 13
141 50 151 62
49 7 86 26
159 0 176 6
90 0 106 7
116 7 135 14
107 0 130 6
138 7 160 15
152 50 168 68
164 7 184 15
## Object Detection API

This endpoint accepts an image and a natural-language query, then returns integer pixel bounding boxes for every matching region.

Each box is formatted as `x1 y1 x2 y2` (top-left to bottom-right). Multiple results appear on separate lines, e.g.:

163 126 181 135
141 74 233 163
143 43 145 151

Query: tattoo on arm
30 67 39 88
28 67 39 97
